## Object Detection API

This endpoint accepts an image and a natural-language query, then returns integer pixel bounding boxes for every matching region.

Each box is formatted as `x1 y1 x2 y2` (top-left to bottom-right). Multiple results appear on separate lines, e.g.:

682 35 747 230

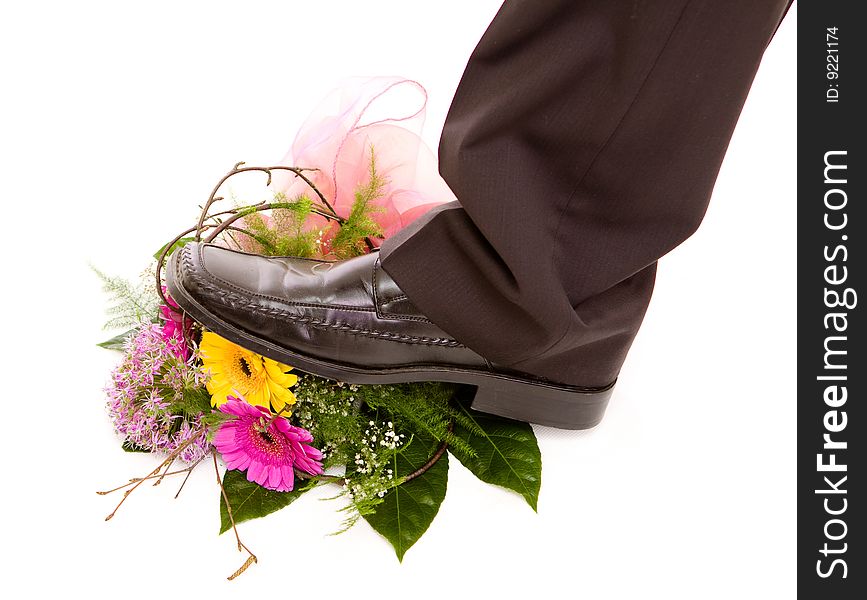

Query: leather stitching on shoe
178 248 463 348
372 258 433 324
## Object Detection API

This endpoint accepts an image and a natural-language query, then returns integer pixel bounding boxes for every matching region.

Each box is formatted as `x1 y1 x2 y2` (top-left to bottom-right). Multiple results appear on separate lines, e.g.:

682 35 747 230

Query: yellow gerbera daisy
199 331 298 414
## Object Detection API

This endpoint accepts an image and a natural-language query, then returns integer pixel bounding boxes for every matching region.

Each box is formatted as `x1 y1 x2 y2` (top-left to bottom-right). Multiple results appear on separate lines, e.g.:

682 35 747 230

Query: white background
1 1 796 598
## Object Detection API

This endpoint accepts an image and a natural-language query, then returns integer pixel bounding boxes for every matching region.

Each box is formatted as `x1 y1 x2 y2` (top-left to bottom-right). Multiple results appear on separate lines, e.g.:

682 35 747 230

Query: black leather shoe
166 242 613 429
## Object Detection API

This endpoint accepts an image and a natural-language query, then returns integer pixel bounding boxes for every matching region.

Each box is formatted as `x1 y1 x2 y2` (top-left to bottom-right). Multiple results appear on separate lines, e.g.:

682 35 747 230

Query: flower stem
404 439 449 483
96 463 202 495
174 453 209 499
403 420 453 483
99 430 207 520
213 451 258 580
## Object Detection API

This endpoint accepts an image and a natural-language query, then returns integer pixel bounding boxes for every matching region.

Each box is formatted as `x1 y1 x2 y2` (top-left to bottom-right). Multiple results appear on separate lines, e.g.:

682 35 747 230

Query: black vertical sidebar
798 2 864 597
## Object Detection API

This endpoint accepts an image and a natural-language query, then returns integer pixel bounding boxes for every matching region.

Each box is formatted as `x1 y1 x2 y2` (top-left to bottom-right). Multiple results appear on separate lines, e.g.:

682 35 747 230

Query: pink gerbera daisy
213 398 323 492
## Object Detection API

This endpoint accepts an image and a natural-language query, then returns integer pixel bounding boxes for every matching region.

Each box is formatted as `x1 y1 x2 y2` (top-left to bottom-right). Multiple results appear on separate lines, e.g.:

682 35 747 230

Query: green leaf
219 468 307 534
122 440 151 453
97 328 137 351
450 399 542 511
363 432 449 561
154 237 196 261
177 386 212 416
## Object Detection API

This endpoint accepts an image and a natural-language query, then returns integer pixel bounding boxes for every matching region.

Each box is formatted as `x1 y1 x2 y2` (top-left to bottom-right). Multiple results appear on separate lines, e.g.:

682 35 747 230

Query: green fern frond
236 194 321 258
330 147 386 259
92 266 160 330
357 382 477 458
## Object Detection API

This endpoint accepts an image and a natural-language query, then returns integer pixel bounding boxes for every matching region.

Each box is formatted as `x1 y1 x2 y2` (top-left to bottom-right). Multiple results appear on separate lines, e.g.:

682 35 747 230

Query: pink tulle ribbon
272 77 455 243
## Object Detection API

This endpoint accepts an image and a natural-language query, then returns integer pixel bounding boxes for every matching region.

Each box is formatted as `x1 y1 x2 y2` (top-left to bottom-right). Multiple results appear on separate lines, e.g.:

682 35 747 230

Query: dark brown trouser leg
381 0 792 386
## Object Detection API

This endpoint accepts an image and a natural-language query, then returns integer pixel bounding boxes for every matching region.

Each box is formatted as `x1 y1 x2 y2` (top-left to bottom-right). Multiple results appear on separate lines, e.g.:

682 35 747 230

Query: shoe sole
167 254 614 429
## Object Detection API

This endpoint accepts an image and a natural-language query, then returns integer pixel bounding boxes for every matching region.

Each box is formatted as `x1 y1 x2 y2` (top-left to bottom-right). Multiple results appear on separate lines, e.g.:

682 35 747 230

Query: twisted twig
204 201 342 244
155 162 350 309
195 162 337 242
98 430 208 520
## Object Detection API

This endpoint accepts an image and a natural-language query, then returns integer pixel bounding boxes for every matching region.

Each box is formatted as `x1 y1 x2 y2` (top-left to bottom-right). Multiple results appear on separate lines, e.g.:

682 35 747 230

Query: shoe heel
470 378 614 429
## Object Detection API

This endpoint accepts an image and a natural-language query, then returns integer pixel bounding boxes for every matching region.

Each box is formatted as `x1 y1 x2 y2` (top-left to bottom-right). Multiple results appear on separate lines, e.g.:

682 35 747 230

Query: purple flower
106 323 210 463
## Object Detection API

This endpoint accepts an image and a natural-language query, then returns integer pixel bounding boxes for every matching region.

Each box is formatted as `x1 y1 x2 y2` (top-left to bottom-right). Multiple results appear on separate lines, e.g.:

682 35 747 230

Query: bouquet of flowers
95 79 543 578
